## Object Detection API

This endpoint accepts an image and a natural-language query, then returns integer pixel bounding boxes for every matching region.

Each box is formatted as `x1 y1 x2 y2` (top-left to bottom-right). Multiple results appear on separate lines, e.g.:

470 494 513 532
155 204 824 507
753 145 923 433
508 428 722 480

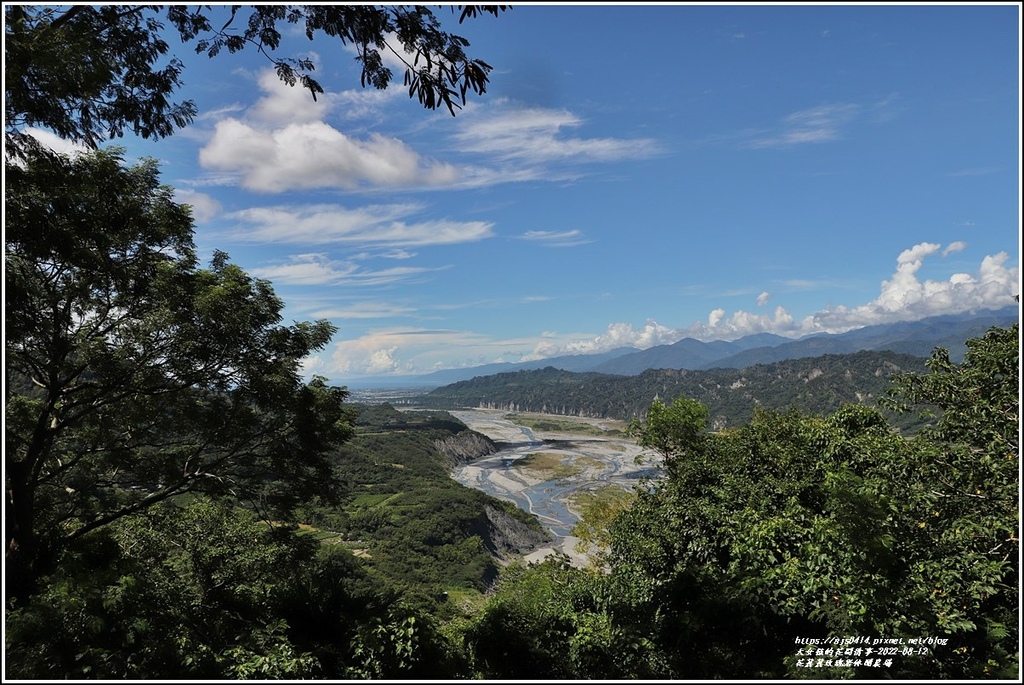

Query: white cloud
23 128 90 156
195 70 662 193
249 252 448 286
223 203 494 247
249 69 330 126
943 241 967 256
530 243 1019 358
756 291 771 307
746 243 1016 337
311 302 419 319
365 347 401 374
200 119 460 192
557 319 681 356
454 102 662 164
692 305 797 339
381 249 417 260
518 230 591 247
327 327 520 376
173 189 221 223
312 245 1016 378
747 103 860 148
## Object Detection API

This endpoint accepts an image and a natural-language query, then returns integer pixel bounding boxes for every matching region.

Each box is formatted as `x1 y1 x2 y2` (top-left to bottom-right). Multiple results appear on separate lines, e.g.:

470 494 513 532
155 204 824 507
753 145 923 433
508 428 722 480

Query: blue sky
30 3 1021 383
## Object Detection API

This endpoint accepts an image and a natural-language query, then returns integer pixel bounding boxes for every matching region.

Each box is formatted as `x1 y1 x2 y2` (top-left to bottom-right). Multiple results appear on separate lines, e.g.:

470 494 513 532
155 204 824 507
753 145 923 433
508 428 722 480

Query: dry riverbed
450 409 661 568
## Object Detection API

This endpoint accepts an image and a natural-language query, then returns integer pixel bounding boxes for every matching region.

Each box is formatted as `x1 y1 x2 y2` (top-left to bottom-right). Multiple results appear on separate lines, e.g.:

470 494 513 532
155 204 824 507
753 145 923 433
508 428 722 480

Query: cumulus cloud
200 119 460 192
23 127 90 156
223 202 494 247
756 291 771 307
540 242 1019 358
728 243 1017 338
327 327 525 376
249 69 330 126
173 189 221 223
196 69 664 193
323 242 1017 376
194 68 457 192
555 319 681 356
690 305 797 339
363 347 401 375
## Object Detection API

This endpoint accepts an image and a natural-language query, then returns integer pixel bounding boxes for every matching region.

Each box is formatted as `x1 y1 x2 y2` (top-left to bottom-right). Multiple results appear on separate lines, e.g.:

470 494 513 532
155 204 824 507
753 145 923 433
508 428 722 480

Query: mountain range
343 307 1018 389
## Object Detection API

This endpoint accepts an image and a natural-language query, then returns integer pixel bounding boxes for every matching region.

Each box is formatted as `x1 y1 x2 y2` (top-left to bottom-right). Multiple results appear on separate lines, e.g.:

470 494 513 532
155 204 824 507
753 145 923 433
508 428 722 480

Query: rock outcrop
434 429 498 466
478 503 551 560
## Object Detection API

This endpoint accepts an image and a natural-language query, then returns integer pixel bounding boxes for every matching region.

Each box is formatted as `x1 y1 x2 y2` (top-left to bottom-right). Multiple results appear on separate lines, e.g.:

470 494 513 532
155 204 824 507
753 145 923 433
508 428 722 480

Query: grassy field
512 451 583 481
506 412 628 437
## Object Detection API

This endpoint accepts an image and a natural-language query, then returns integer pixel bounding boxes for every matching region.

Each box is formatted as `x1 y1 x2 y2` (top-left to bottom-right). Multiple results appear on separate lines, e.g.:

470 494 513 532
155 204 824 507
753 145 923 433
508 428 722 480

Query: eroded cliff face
478 503 551 560
434 429 498 466
434 430 550 562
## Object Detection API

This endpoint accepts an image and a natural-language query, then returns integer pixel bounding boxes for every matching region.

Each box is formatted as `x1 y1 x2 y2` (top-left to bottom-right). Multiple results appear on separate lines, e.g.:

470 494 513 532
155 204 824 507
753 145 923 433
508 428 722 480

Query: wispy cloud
518 229 591 247
310 301 420 319
249 252 449 287
222 203 494 247
943 241 967 256
747 103 860 148
453 101 663 164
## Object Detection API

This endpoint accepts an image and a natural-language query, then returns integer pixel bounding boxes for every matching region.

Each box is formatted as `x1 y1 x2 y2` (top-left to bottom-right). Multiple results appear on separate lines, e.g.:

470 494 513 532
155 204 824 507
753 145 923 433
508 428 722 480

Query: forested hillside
5 403 551 678
299 403 550 602
415 349 931 430
461 324 1019 680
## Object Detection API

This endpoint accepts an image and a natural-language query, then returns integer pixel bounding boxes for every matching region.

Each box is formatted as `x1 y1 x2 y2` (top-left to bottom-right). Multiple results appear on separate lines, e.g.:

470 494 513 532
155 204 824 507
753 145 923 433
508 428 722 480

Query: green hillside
296 404 550 608
414 350 931 431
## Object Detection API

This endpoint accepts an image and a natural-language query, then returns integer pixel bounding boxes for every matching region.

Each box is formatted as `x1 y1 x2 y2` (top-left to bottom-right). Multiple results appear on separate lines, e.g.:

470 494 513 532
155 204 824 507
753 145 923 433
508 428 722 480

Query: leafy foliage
5 5 195 152
462 556 667 679
4 497 466 679
458 325 1018 679
5 147 352 601
5 5 507 154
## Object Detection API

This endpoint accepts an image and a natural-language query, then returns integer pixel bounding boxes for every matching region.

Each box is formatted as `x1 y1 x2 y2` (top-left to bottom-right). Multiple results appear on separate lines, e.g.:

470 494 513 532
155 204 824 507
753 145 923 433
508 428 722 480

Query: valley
448 409 661 567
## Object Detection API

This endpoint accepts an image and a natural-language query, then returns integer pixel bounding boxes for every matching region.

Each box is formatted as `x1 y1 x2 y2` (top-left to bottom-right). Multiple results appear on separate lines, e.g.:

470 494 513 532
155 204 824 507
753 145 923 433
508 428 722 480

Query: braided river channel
448 409 662 566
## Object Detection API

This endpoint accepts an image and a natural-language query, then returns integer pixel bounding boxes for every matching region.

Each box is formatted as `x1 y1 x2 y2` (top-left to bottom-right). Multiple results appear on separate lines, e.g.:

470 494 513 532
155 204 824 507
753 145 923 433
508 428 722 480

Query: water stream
449 409 661 549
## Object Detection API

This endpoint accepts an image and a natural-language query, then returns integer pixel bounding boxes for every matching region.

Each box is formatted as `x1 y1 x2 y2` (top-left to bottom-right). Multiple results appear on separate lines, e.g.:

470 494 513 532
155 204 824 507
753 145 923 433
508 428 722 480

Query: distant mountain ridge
412 350 933 431
343 307 1018 389
593 307 1019 374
